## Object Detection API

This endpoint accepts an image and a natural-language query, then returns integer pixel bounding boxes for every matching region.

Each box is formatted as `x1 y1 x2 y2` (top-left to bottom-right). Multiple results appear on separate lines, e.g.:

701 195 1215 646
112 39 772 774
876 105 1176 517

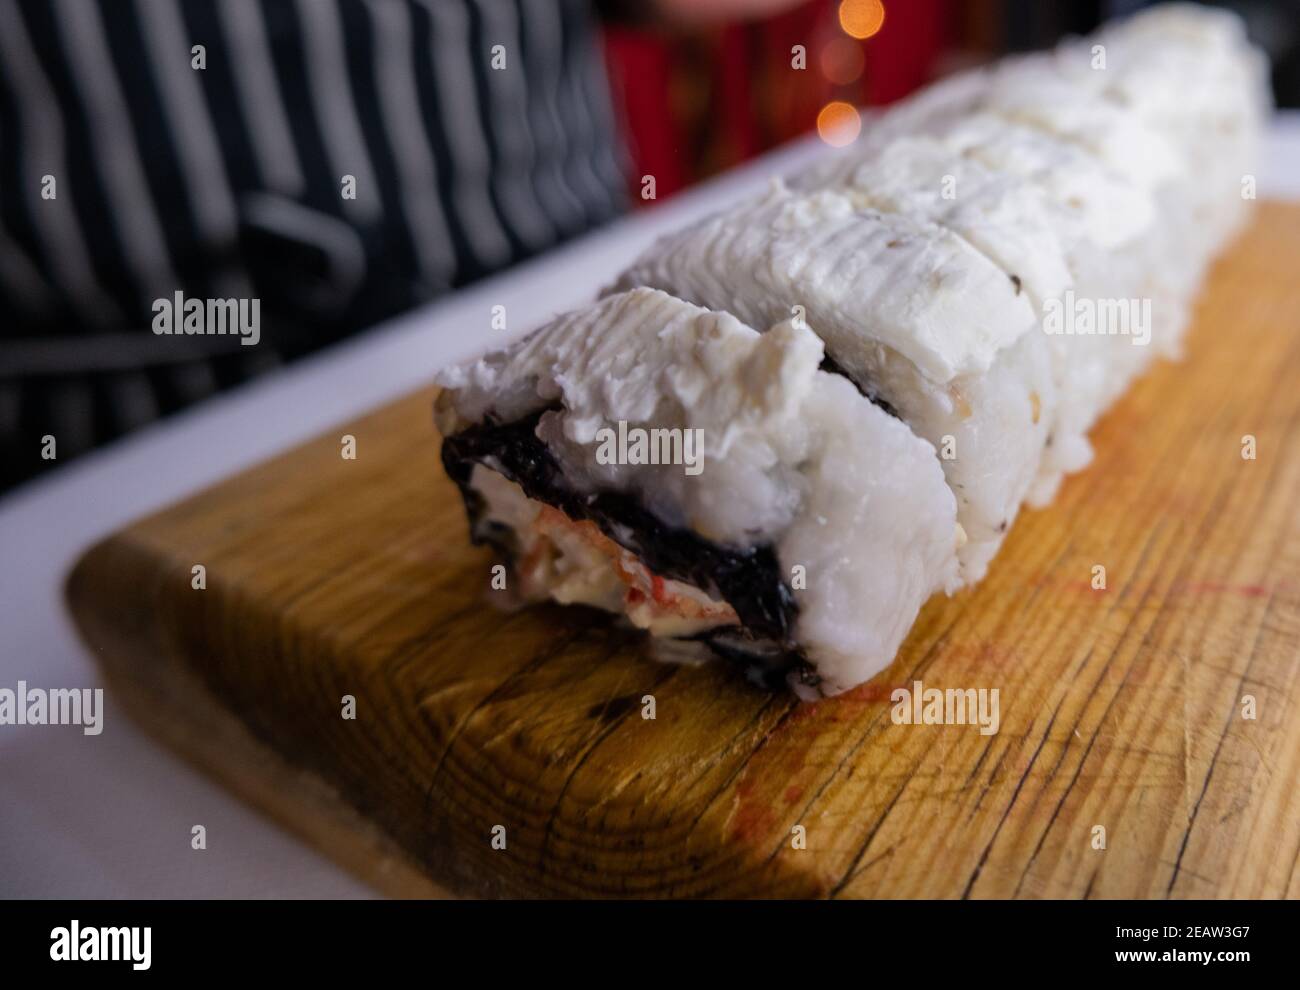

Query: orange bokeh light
839 0 886 41
816 101 861 147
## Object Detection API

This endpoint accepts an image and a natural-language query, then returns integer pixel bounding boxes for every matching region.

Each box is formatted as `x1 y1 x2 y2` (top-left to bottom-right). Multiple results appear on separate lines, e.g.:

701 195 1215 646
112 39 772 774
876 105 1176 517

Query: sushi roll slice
613 183 1056 582
436 288 963 698
794 118 1163 501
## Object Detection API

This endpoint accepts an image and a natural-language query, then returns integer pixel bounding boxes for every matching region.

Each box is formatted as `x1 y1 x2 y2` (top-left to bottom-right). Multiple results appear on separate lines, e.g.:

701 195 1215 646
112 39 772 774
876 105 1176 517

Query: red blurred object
601 0 950 203
864 0 949 103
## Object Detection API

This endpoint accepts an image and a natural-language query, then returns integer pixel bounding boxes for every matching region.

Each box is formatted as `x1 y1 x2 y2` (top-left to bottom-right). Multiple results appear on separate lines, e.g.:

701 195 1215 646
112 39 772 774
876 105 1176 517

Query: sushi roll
613 182 1056 582
436 288 963 698
434 4 1267 699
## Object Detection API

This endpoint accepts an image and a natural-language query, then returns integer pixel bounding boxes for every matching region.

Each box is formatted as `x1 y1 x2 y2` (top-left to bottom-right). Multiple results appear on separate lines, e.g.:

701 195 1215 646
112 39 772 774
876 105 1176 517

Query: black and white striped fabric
0 0 628 490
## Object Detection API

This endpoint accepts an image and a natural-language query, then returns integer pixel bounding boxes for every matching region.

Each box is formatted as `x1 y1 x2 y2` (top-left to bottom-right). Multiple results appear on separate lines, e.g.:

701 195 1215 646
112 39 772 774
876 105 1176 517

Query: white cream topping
617 180 1038 384
833 135 1074 307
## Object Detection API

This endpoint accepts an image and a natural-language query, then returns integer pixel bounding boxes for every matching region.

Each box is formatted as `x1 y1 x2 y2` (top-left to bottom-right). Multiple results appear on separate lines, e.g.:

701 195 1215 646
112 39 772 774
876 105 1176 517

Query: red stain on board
728 680 900 843
730 778 775 843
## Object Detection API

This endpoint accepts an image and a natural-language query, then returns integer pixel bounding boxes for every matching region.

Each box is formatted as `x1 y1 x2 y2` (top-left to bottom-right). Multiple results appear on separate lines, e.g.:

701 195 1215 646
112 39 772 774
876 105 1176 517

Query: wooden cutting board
66 204 1300 899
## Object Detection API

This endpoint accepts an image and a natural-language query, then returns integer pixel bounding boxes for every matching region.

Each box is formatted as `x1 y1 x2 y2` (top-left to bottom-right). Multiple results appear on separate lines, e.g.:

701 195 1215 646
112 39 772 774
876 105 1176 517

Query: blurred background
1 0 1296 493
607 0 1298 196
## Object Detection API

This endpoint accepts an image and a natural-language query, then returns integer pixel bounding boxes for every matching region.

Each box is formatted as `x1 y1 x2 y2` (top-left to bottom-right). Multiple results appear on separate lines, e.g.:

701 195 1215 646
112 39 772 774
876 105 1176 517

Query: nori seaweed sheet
818 352 901 420
440 408 814 689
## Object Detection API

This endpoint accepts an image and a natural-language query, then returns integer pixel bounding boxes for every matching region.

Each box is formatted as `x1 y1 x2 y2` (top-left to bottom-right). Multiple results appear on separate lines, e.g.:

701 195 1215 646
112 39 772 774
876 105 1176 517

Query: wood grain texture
66 205 1300 899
